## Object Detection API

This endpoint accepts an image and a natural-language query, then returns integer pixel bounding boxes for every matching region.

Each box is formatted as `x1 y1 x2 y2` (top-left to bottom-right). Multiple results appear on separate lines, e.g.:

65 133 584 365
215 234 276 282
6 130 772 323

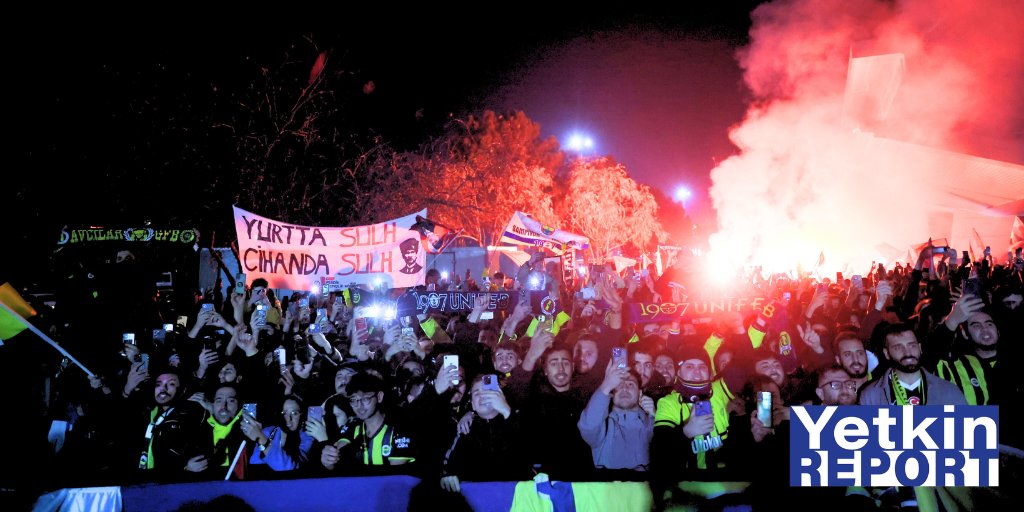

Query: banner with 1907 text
233 206 426 291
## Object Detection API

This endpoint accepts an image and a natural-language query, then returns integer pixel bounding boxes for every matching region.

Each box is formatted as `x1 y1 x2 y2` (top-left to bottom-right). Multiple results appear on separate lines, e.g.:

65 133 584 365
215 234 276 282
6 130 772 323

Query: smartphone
480 311 494 320
443 354 460 384
139 353 150 372
852 275 863 289
933 247 946 254
401 326 415 338
276 347 287 367
316 308 328 329
202 336 217 352
123 332 136 345
177 315 189 328
612 347 628 369
756 391 772 427
481 374 501 392
782 291 792 301
538 315 554 333
694 400 712 417
234 273 247 295
163 323 174 332
294 336 312 364
242 403 258 422
963 278 981 297
443 354 459 371
354 317 370 344
254 304 267 327
307 406 324 423
152 328 166 343
201 303 214 313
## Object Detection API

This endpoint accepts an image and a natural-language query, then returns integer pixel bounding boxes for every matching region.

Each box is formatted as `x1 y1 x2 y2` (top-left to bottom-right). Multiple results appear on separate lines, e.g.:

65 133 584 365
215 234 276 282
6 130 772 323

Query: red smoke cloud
709 0 1024 275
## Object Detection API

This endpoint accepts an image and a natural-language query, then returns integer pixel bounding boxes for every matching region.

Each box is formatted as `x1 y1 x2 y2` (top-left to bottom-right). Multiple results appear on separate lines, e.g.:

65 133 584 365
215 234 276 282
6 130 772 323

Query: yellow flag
0 282 37 339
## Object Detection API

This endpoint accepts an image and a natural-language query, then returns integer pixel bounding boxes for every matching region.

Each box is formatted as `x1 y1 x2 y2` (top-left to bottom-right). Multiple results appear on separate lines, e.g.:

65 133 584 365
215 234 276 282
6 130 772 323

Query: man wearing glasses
815 365 857 405
320 372 415 469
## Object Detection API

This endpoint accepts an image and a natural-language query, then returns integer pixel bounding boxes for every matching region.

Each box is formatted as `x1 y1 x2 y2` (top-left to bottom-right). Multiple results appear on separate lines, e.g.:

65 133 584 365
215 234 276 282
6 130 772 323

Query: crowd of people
18 243 1024 509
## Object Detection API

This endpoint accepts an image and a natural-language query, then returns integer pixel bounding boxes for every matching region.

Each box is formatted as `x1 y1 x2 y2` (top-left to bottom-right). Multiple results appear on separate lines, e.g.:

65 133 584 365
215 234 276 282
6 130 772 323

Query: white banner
499 211 589 254
233 206 426 291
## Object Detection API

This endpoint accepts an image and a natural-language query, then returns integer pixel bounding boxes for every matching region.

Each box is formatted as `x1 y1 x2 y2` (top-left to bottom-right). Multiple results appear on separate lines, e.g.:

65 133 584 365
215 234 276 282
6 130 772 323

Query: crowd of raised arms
29 243 1023 509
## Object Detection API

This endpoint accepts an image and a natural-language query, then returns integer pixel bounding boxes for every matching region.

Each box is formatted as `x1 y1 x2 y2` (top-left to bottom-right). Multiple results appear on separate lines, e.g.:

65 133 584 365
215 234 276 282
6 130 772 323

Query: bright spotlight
564 131 596 154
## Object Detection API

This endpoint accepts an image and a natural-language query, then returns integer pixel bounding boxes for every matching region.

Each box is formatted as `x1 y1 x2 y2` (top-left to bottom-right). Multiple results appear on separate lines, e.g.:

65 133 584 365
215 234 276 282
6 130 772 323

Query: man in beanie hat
650 343 736 484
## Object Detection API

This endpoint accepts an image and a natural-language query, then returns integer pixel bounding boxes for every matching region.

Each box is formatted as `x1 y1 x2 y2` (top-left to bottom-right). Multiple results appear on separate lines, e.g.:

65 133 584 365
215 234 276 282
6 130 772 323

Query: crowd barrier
33 476 658 512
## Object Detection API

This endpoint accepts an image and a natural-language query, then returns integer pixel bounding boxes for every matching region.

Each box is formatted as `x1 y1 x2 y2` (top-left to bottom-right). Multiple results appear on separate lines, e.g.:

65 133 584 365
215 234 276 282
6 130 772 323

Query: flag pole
0 301 94 377
436 228 465 254
225 440 247 480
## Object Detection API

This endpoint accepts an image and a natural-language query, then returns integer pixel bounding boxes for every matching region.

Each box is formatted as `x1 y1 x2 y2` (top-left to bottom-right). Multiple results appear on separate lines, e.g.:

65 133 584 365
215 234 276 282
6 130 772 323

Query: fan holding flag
411 215 461 254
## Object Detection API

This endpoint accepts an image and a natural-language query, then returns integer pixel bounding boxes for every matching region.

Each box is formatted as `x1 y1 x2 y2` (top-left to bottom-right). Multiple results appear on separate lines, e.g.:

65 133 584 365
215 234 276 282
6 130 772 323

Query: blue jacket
249 426 313 471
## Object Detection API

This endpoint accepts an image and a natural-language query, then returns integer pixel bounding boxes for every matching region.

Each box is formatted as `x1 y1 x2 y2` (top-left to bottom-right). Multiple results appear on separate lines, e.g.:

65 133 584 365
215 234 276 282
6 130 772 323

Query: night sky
9 7 760 281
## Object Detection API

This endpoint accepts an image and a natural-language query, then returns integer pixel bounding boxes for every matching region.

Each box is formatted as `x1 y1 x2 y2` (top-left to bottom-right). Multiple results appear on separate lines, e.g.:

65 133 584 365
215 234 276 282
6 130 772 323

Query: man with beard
193 383 248 478
936 303 1007 406
572 336 599 376
632 341 672 401
515 338 594 480
132 369 205 481
815 365 858 405
651 345 733 479
859 323 966 405
492 344 522 385
833 332 874 391
568 333 604 398
654 352 677 387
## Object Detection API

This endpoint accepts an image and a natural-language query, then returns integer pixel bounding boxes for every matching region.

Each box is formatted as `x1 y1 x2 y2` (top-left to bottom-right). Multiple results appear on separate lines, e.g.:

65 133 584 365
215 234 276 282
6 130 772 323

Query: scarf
674 379 712 403
208 412 242 465
889 371 927 406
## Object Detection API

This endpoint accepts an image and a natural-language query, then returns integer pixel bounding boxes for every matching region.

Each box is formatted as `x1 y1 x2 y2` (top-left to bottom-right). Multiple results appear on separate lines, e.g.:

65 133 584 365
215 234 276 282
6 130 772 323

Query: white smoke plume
709 0 1024 275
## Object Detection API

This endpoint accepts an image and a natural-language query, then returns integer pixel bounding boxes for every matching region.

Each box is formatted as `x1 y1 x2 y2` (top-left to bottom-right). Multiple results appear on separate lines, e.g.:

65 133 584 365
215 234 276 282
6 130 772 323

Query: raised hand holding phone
305 408 328 442
234 273 247 295
275 347 288 374
943 289 985 330
307 405 324 423
599 358 627 394
444 355 459 381
435 354 460 394
683 401 715 438
242 402 258 421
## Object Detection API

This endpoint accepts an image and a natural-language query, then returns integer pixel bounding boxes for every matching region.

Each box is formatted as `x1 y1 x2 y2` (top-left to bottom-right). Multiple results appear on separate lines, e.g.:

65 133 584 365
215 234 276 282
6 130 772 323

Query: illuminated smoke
708 0 1024 275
